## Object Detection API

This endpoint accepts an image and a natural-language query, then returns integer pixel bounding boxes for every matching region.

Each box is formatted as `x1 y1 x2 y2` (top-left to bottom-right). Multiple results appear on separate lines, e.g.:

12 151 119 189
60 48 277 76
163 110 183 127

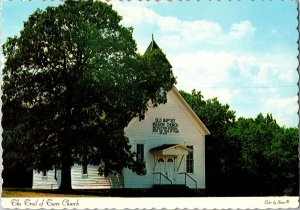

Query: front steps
153 184 189 189
152 184 202 196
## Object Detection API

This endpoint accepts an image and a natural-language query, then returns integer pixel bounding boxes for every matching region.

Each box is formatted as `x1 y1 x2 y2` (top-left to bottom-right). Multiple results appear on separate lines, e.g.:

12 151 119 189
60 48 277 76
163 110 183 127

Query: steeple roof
144 34 172 68
145 34 160 53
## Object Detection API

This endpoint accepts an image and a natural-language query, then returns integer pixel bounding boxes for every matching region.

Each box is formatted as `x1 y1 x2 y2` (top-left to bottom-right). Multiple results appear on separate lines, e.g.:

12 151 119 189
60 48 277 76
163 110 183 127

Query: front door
154 156 177 184
166 157 176 184
154 157 166 184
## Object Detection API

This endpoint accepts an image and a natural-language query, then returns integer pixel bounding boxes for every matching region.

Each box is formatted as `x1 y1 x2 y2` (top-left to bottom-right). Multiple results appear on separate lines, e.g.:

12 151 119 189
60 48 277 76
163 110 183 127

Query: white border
1 1 299 210
1 197 299 209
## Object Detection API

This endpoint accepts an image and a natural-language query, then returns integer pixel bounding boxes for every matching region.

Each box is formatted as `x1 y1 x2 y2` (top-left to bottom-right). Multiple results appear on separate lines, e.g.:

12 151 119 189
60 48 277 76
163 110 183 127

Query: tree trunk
59 73 73 192
59 154 72 192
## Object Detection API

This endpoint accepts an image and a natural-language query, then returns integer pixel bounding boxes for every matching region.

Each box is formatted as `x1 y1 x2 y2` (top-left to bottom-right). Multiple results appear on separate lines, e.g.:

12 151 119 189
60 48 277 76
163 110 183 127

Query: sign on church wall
152 118 179 135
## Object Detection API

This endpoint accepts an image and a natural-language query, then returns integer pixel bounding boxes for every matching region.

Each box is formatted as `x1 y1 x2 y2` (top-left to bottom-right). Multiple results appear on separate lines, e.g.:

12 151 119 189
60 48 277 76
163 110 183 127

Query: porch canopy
150 144 192 156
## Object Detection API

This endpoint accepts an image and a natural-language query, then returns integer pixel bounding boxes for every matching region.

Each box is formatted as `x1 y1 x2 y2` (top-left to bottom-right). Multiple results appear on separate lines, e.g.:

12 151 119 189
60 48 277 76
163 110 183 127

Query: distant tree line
180 89 299 196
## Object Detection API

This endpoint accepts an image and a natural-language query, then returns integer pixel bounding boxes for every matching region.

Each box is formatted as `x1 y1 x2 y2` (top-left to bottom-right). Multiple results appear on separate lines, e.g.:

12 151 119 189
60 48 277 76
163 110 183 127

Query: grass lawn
2 187 206 197
2 188 95 197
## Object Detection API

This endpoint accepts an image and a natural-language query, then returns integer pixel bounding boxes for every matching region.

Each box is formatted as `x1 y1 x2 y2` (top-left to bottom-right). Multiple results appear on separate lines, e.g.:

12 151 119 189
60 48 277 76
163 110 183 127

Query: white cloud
234 53 297 86
158 19 256 47
158 18 222 44
109 1 156 26
169 51 237 103
226 21 256 41
159 34 183 49
262 96 298 126
109 1 257 48
235 55 257 78
259 53 298 83
265 96 298 115
171 51 297 90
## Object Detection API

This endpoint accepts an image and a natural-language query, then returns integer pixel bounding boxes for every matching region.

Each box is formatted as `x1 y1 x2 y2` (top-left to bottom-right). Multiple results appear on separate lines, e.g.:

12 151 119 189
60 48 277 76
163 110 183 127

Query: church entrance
154 156 177 184
150 144 192 186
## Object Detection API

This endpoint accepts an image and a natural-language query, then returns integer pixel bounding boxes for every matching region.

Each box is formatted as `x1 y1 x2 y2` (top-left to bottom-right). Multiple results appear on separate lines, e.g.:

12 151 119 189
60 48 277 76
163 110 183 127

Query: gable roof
150 144 192 152
150 144 177 151
171 86 210 135
150 144 192 156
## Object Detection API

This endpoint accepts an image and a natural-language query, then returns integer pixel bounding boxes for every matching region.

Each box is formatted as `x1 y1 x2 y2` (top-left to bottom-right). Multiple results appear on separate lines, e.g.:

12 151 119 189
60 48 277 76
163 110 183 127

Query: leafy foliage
180 90 298 196
180 90 237 194
2 1 175 191
228 114 299 195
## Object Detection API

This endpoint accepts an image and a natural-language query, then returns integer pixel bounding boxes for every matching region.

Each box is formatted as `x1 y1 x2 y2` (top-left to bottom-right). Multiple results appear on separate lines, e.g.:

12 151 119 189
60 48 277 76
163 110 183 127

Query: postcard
1 0 299 209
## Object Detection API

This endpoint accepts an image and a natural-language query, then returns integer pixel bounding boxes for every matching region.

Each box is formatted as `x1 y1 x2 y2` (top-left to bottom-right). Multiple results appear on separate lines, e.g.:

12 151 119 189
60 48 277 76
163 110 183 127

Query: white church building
32 39 210 190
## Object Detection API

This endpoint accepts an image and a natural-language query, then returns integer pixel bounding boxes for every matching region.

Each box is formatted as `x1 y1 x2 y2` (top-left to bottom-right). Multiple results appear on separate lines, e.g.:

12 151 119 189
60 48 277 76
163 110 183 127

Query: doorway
155 156 177 184
166 157 176 184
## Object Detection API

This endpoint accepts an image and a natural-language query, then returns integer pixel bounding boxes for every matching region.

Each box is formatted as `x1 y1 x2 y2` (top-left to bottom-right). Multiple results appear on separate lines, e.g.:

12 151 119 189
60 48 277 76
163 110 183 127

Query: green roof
150 144 178 152
145 39 160 53
144 35 172 68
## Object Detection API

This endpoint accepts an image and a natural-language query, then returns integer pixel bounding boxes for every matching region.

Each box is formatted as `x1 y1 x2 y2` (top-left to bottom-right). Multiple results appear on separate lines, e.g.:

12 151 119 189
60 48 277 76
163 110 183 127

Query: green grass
2 187 206 197
2 188 94 197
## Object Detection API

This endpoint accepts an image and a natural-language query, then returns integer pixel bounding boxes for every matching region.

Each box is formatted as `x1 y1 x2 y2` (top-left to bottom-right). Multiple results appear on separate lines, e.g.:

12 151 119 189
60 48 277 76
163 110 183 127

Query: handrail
178 172 197 189
153 172 172 184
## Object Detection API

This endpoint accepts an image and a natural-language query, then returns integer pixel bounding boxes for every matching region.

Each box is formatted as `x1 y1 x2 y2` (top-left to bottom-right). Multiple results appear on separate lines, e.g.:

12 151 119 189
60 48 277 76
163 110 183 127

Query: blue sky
2 0 298 127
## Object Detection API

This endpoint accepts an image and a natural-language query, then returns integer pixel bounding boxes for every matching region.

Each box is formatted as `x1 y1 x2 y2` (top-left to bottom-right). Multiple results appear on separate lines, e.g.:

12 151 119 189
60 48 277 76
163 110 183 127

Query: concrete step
153 184 189 189
152 184 201 196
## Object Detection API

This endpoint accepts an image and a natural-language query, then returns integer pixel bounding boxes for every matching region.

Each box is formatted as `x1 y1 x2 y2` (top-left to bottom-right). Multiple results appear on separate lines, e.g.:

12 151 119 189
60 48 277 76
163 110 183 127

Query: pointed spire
145 34 160 54
144 34 172 68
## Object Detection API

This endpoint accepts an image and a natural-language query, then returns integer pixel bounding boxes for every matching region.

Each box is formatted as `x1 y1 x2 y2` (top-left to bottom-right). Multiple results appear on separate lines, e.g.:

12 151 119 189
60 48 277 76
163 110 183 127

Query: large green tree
228 114 299 195
180 90 237 194
180 90 298 196
2 1 176 191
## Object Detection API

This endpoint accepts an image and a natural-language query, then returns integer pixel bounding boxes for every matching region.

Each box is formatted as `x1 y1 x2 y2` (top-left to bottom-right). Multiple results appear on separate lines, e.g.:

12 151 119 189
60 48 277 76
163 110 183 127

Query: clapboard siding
32 165 123 189
71 164 123 189
124 87 207 189
32 170 61 189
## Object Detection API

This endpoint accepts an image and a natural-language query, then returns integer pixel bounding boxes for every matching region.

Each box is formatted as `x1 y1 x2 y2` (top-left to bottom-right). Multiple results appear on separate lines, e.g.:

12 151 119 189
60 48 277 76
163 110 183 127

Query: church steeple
144 34 172 68
145 34 160 54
